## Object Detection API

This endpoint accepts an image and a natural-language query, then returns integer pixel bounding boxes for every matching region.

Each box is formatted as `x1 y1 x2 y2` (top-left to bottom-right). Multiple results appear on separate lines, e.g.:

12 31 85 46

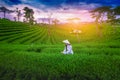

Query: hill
0 19 120 80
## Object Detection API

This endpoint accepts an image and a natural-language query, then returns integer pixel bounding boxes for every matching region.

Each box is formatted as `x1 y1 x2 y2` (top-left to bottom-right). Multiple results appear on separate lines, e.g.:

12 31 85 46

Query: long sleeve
62 47 67 54
62 45 73 54
66 45 73 54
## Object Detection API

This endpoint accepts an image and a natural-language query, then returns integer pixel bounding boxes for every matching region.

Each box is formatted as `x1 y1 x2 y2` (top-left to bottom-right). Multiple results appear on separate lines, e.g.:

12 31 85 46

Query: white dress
62 45 74 54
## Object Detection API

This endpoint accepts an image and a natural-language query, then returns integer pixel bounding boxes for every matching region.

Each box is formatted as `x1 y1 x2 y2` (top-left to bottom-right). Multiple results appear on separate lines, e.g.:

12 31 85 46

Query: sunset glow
0 4 93 23
0 0 119 23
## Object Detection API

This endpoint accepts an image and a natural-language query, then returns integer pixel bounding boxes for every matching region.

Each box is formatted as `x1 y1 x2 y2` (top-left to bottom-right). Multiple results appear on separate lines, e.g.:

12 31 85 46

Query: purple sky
0 0 120 23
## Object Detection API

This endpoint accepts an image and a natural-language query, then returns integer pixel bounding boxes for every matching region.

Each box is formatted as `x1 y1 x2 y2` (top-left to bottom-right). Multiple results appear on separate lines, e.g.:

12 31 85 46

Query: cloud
0 0 9 6
60 2 101 10
0 3 94 23
0 0 21 5
0 0 119 23
1 0 120 11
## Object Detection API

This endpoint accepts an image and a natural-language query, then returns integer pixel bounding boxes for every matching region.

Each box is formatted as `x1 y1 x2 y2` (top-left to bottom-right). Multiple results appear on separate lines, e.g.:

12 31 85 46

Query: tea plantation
0 19 120 80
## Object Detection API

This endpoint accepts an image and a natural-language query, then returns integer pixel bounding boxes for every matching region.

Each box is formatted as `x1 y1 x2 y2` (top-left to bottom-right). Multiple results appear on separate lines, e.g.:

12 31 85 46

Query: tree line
90 6 120 24
89 6 120 38
0 6 120 24
0 6 35 24
0 6 60 25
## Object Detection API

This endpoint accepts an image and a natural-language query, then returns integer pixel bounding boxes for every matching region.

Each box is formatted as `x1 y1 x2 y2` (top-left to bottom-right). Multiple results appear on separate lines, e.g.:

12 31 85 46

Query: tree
90 6 111 23
114 6 120 23
114 6 120 15
16 8 22 21
29 9 34 24
46 12 53 38
90 6 111 37
0 6 13 18
107 9 116 23
52 19 59 25
13 17 17 21
47 12 53 25
23 7 29 22
23 7 34 24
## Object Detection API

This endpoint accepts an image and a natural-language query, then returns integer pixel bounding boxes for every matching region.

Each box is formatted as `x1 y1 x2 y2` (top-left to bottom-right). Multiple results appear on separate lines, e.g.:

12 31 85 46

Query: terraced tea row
0 20 52 44
0 21 70 44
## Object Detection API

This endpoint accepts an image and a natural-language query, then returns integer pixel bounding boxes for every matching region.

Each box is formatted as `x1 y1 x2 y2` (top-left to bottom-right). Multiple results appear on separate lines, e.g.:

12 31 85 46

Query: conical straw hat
63 40 70 44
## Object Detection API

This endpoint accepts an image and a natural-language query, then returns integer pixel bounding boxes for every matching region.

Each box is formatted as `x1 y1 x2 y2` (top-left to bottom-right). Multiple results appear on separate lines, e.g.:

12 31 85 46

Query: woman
61 40 74 54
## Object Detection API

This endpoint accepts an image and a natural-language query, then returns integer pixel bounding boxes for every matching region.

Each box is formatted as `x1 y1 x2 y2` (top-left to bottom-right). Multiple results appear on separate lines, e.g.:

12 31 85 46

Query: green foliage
23 7 34 24
0 6 14 18
0 19 120 80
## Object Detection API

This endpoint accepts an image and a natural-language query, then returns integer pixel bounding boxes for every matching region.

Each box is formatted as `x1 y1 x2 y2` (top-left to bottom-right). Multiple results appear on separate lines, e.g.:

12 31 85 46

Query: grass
0 19 120 80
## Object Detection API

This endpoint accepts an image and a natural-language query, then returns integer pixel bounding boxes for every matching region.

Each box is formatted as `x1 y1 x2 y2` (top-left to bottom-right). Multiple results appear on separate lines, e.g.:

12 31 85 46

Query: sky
0 0 120 23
